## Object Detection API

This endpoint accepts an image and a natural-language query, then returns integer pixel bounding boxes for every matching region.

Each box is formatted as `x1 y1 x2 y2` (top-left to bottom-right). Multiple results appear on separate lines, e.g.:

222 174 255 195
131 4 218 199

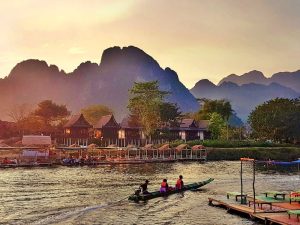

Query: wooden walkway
208 197 300 225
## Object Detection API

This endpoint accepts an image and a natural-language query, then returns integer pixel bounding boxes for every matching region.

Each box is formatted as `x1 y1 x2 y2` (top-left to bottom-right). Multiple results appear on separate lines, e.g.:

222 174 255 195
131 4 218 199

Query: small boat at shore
128 178 214 202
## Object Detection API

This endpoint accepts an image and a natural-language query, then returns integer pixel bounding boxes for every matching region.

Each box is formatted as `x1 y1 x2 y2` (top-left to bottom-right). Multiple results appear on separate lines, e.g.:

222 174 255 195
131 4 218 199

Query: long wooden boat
128 178 214 202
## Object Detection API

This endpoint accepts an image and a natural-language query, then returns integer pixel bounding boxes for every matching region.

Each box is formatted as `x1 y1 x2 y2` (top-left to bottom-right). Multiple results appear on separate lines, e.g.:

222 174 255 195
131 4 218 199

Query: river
1 161 299 225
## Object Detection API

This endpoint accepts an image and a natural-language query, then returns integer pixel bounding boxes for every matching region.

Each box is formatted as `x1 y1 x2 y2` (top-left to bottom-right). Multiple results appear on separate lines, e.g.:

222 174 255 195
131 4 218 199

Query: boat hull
128 178 214 202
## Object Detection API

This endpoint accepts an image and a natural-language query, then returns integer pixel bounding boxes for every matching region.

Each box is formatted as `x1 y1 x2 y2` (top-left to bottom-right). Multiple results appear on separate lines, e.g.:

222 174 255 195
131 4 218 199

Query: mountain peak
72 61 99 76
194 79 216 88
100 45 159 69
8 59 63 80
218 70 267 86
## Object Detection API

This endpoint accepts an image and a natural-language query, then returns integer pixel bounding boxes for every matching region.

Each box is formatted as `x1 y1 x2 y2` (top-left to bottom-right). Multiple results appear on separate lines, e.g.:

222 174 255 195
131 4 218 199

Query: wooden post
253 160 256 213
240 160 243 204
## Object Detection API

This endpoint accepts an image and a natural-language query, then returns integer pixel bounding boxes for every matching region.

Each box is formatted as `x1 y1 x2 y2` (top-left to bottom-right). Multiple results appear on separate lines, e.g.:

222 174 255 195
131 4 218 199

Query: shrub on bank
169 139 293 148
207 147 300 161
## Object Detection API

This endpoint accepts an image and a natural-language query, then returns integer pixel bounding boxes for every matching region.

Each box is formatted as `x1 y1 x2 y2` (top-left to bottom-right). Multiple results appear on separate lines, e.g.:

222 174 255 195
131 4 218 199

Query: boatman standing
140 180 150 194
176 175 184 190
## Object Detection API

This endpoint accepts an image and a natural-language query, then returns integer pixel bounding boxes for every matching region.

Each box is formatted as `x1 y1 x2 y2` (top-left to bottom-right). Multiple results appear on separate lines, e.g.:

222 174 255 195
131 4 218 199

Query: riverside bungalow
94 115 120 140
119 117 144 140
179 118 199 140
63 114 92 146
198 120 210 139
169 119 209 141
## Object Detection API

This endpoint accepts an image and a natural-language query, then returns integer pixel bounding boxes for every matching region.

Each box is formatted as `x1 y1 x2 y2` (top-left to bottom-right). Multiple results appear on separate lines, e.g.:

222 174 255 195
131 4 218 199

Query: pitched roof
120 117 141 129
198 120 209 129
158 144 170 151
94 115 120 129
180 118 198 128
64 114 92 128
175 144 188 151
22 135 51 146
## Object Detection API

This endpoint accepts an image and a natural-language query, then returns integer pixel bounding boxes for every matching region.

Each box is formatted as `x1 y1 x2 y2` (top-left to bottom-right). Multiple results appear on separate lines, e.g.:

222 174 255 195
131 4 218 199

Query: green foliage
208 112 226 139
159 102 182 127
248 98 300 142
128 81 169 137
195 99 233 121
81 104 113 125
207 147 300 161
12 100 70 134
169 139 292 148
34 100 70 126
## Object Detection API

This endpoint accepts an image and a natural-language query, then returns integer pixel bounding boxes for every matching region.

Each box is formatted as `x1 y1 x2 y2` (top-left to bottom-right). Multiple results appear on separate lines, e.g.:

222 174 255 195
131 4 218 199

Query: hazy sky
1 0 300 88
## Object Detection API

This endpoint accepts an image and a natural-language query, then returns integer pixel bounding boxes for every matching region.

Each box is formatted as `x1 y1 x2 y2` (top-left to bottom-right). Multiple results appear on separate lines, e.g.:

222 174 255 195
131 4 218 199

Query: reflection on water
0 162 299 225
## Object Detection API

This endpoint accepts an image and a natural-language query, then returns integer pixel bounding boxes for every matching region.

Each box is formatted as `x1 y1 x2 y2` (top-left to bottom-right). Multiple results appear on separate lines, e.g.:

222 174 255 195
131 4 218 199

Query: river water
1 161 299 225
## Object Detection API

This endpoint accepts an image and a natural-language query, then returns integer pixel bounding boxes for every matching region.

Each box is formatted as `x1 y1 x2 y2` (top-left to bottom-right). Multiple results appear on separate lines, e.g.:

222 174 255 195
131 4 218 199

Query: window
118 129 125 139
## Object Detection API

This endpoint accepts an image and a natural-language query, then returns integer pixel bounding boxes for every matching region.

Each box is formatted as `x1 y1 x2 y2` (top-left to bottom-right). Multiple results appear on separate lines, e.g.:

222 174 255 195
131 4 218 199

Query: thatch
88 143 98 149
69 144 80 147
191 145 205 150
107 144 117 148
126 144 136 148
175 144 188 152
143 144 153 150
158 144 170 151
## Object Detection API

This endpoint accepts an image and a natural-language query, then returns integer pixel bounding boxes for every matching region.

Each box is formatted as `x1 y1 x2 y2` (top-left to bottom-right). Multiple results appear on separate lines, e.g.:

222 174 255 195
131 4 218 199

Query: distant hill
191 79 300 121
218 70 300 92
0 46 199 121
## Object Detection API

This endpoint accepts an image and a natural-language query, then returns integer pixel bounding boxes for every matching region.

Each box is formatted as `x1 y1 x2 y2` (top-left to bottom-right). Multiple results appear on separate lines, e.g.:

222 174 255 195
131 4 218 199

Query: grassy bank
170 139 293 148
206 147 300 161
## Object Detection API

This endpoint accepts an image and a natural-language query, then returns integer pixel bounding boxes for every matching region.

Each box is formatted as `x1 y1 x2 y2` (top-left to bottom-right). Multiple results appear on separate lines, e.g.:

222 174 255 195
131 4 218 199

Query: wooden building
198 120 210 139
169 119 209 141
119 117 144 140
94 115 120 140
63 114 92 146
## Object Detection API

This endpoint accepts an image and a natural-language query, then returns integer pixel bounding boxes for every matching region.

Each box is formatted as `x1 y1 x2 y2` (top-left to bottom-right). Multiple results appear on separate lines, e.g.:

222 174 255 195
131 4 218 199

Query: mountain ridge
191 79 300 120
0 46 199 121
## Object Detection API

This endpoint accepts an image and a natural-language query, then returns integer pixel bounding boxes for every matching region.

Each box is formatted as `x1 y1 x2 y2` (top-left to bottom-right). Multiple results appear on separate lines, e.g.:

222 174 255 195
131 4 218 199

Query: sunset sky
1 0 300 88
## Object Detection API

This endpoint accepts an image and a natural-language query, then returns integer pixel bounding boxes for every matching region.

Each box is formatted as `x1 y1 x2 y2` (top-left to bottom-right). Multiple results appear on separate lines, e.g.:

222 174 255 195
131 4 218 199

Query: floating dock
208 197 300 225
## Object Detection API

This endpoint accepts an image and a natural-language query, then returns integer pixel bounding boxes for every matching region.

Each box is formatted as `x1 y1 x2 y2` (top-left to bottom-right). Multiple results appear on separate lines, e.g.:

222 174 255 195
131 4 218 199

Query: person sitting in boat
176 175 184 190
3 157 9 164
140 180 150 194
160 179 169 193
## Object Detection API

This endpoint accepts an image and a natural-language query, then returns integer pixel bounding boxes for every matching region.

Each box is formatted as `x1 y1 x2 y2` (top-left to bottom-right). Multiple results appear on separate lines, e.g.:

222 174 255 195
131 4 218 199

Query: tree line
3 80 300 143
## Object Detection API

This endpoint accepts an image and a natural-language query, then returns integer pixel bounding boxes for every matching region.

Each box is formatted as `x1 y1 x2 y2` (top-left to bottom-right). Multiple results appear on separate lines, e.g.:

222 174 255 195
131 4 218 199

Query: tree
248 98 300 142
81 104 113 125
208 112 226 139
159 102 182 127
195 99 234 140
7 103 32 123
128 81 169 137
33 100 70 127
7 103 33 135
195 99 233 121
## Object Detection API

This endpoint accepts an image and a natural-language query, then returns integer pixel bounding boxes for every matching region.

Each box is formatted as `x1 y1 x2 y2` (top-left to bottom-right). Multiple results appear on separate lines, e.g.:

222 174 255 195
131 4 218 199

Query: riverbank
207 147 300 161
